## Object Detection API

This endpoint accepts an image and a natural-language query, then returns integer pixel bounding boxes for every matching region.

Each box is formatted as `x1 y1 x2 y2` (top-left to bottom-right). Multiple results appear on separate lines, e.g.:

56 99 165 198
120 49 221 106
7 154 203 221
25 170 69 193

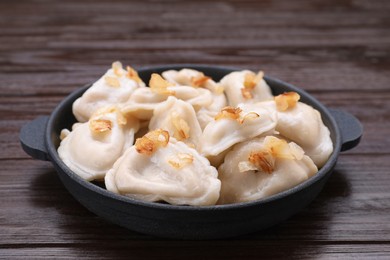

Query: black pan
20 65 362 239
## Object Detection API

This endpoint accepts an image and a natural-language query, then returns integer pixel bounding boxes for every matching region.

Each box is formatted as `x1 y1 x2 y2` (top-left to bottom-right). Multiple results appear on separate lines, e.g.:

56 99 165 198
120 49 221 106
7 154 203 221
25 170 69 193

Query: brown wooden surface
1 0 390 259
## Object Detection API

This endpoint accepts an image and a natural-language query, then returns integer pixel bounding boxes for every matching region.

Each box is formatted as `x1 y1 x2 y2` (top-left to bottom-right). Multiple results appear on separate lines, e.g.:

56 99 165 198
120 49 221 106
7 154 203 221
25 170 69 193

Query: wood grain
1 0 389 259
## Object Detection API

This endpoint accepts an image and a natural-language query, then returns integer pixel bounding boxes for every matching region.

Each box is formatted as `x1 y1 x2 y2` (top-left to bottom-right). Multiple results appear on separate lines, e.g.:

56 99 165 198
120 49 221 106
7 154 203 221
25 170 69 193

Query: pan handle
20 116 50 161
329 109 363 152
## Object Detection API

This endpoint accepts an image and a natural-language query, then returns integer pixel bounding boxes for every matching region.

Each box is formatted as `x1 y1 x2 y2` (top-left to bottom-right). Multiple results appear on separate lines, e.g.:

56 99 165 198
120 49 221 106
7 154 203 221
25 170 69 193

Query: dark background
1 0 389 259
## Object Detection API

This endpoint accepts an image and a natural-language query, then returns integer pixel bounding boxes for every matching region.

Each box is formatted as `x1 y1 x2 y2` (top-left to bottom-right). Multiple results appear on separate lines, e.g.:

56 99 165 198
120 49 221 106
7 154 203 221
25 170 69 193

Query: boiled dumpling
121 86 167 120
196 91 227 130
149 96 202 148
220 70 273 107
105 129 221 206
162 68 222 94
121 73 214 120
162 68 212 88
58 106 139 181
73 61 144 122
196 93 227 130
259 92 333 167
169 85 213 111
199 105 277 157
160 70 216 110
218 136 318 204
162 69 227 129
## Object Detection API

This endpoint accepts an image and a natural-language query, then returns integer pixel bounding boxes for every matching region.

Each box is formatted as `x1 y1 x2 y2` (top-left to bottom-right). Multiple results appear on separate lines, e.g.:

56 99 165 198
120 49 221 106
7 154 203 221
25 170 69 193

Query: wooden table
1 0 389 258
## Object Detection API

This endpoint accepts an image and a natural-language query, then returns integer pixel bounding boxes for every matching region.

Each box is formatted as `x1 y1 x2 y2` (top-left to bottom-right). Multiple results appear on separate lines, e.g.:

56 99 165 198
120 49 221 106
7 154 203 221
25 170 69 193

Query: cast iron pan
20 65 363 239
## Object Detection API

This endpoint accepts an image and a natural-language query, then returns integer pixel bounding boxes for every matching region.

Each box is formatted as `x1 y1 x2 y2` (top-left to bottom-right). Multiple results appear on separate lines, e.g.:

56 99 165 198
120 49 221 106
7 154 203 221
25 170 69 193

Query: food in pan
220 70 273 106
72 62 144 122
105 129 221 206
218 136 318 204
58 61 333 205
161 68 228 129
58 106 139 181
121 73 214 121
149 96 203 149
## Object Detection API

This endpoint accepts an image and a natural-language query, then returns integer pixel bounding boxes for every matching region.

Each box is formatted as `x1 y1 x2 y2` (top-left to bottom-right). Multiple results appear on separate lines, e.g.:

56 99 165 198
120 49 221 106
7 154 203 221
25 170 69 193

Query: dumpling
196 93 227 130
149 96 202 148
121 73 214 120
161 70 217 110
206 147 232 169
121 86 167 120
196 90 227 130
162 68 222 94
105 129 221 206
258 92 333 167
169 85 213 111
58 106 139 181
218 136 318 204
72 62 144 122
199 105 277 157
220 70 273 107
162 69 227 129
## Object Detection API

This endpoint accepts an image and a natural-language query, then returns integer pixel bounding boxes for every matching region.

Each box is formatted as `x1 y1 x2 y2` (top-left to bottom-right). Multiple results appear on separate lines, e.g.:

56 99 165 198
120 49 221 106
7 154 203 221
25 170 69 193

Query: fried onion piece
265 136 295 160
275 92 300 111
149 73 175 95
191 74 211 88
241 88 253 99
215 106 259 124
112 61 124 77
171 112 190 141
168 153 194 169
238 160 258 173
89 119 112 133
247 136 301 174
89 107 116 134
239 111 260 124
241 71 264 99
126 66 143 84
248 151 275 174
135 129 170 156
214 106 242 121
91 106 127 126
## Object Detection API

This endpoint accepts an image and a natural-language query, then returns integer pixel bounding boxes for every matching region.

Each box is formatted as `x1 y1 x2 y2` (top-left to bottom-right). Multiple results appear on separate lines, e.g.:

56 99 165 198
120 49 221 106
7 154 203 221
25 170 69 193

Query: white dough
218 136 318 204
162 69 225 127
196 93 227 130
220 70 273 107
105 137 221 206
149 96 202 148
162 68 222 94
121 84 214 121
121 87 167 120
258 100 333 167
169 85 213 111
199 104 277 157
58 108 139 181
73 63 143 122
